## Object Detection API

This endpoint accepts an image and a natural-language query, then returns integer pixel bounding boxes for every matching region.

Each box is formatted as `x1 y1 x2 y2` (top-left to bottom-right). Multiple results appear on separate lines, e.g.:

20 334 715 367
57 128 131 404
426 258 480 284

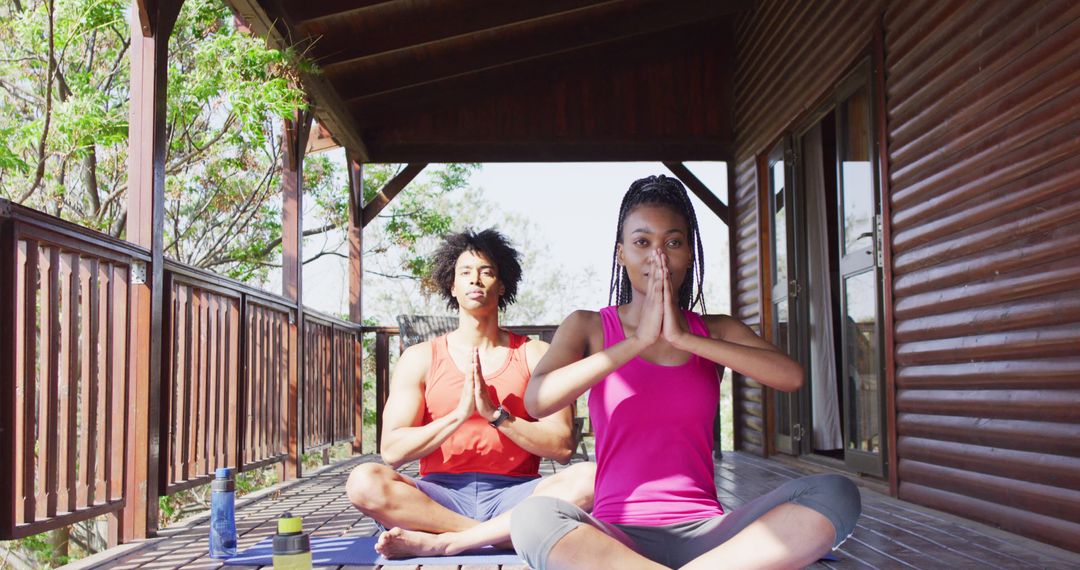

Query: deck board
70 453 1080 569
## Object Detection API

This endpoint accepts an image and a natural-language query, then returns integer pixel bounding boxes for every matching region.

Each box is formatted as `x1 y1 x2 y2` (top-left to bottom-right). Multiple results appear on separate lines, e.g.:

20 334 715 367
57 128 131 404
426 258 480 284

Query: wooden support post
123 0 182 542
374 332 390 453
346 154 364 453
755 153 774 458
874 23 899 498
725 163 742 459
0 205 16 540
281 109 312 481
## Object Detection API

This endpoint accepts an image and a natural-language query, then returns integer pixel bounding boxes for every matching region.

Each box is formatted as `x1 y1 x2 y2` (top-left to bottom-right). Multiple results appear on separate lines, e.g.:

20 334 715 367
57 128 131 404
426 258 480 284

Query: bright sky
471 162 730 313
296 160 731 323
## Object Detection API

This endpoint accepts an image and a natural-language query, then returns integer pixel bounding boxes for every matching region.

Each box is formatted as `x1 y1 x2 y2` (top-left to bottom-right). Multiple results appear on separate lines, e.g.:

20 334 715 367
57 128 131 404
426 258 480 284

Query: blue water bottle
209 467 238 558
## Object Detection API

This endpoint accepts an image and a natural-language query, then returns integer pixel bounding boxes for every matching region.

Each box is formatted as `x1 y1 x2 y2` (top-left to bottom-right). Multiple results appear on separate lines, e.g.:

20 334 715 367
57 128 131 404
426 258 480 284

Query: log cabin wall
730 0 1080 551
884 0 1080 551
729 0 884 457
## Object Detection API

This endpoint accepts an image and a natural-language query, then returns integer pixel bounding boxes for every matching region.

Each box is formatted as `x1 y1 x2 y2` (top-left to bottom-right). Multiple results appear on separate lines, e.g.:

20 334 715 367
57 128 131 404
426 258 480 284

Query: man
346 228 594 558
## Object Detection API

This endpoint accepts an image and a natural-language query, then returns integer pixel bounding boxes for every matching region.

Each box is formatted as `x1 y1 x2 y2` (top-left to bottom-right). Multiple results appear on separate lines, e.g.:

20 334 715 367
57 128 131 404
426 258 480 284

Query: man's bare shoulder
524 336 550 352
393 340 433 384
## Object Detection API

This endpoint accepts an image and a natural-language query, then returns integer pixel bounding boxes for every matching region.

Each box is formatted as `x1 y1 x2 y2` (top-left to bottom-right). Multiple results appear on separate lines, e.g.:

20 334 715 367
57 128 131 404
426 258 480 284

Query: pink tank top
589 306 725 525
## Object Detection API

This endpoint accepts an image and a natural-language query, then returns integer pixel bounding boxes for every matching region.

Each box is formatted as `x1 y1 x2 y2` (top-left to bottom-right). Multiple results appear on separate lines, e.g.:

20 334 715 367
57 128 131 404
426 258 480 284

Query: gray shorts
510 473 861 570
383 472 541 529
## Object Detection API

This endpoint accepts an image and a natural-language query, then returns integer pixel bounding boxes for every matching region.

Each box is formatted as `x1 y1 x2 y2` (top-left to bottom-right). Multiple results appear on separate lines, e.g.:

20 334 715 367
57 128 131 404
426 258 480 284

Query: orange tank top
419 332 540 477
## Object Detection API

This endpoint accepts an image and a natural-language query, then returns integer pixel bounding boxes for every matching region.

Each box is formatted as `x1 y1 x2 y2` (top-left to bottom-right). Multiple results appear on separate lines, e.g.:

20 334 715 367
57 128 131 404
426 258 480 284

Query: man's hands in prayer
454 353 477 420
471 348 500 422
453 348 500 423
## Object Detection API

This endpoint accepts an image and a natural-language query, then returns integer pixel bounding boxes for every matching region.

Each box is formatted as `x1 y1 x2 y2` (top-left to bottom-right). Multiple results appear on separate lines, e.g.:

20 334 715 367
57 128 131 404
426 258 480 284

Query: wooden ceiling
225 0 750 162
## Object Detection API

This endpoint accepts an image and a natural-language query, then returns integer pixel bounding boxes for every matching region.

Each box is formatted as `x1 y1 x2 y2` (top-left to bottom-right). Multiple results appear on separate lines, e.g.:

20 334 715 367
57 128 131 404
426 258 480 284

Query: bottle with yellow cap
272 512 312 570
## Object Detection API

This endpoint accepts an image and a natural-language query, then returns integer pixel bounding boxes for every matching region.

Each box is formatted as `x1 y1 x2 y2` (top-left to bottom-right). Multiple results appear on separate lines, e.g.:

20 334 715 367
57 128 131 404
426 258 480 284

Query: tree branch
164 115 236 176
18 0 57 203
100 38 130 96
192 156 279 267
84 146 99 215
111 210 126 239
366 269 419 280
245 221 342 263
302 249 347 264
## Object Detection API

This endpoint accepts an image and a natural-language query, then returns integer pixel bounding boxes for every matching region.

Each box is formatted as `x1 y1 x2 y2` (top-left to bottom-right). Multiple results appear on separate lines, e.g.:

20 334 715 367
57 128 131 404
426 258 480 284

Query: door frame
763 56 890 477
765 139 812 456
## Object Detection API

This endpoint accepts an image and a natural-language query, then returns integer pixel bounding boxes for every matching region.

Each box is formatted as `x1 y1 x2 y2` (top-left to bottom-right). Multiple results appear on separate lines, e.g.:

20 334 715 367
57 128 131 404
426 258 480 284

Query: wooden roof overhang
224 0 749 163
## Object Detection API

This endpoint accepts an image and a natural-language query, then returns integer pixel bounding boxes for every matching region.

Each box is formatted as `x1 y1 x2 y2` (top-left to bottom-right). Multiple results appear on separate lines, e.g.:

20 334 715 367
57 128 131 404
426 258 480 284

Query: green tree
1 0 476 287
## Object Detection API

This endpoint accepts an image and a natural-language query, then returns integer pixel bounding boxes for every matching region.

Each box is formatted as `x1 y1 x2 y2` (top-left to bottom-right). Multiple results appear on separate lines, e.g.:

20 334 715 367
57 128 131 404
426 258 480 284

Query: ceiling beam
362 140 733 164
663 161 730 224
346 20 726 128
302 0 604 66
330 0 750 103
361 163 427 227
282 0 392 24
227 0 371 162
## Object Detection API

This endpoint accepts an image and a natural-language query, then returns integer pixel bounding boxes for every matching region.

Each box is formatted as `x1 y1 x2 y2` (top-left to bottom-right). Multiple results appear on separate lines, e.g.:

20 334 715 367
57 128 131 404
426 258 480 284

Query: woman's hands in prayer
633 248 689 350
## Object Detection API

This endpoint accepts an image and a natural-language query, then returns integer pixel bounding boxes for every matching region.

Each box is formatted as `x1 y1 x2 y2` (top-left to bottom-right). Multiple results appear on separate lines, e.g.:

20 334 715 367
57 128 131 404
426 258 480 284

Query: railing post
234 294 247 474
0 206 16 539
281 109 312 480
347 155 364 453
123 0 183 541
374 332 390 453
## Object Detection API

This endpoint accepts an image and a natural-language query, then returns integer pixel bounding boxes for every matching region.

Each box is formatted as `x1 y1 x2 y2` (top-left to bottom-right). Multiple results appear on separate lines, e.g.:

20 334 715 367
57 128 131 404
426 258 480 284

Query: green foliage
236 466 278 494
1 0 480 290
3 531 59 567
158 495 178 525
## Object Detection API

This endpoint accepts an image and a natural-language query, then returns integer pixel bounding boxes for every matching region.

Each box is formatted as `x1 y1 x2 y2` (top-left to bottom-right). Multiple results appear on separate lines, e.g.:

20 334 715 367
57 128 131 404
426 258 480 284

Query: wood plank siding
729 0 884 458
728 0 1080 551
884 0 1080 552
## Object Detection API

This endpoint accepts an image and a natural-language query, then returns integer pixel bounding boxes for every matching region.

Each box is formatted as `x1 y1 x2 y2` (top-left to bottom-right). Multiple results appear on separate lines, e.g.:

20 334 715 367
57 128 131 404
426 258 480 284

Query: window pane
840 87 874 255
773 298 789 353
771 160 787 285
843 271 879 454
773 298 790 437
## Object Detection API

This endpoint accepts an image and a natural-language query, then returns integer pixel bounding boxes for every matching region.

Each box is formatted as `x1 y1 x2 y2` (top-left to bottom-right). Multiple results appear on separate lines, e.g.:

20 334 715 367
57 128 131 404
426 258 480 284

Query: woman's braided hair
608 175 706 311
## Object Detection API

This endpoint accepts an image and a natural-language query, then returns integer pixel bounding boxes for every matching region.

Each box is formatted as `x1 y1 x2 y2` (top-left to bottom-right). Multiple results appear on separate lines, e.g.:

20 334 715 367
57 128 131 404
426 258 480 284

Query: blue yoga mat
224 534 839 566
223 535 524 566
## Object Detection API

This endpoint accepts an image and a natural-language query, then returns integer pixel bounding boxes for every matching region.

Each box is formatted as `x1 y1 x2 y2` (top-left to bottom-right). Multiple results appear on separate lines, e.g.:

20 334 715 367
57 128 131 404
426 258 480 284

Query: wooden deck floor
68 452 1080 569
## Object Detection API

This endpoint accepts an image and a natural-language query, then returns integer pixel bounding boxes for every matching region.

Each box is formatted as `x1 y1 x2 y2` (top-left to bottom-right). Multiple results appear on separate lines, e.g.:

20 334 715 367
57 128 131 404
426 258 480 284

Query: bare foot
375 527 452 559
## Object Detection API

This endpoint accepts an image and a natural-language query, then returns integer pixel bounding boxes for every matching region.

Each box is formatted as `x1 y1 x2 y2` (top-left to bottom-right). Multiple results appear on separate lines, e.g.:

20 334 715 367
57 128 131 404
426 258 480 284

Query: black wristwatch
489 406 511 428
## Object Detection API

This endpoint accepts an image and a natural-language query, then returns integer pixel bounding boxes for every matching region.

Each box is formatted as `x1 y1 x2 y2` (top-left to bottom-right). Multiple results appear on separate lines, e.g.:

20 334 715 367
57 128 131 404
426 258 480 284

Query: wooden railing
302 310 361 452
1 200 561 541
158 263 363 494
1 201 146 539
0 200 362 539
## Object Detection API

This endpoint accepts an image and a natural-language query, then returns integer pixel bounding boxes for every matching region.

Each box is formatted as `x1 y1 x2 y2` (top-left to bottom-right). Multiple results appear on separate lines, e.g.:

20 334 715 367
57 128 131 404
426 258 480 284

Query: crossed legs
511 474 861 570
346 461 596 558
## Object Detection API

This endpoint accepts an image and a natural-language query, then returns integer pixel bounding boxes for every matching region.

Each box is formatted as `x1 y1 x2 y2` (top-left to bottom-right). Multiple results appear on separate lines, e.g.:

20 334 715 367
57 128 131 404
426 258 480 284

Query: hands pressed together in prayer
454 347 501 423
634 248 691 349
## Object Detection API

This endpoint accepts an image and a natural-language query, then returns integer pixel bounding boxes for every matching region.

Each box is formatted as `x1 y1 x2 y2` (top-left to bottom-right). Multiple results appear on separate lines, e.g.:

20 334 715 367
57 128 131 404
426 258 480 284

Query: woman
510 175 861 569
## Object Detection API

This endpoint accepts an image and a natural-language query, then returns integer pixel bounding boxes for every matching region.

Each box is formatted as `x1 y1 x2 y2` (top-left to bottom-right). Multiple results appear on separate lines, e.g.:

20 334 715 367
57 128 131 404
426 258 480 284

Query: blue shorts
410 472 542 522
